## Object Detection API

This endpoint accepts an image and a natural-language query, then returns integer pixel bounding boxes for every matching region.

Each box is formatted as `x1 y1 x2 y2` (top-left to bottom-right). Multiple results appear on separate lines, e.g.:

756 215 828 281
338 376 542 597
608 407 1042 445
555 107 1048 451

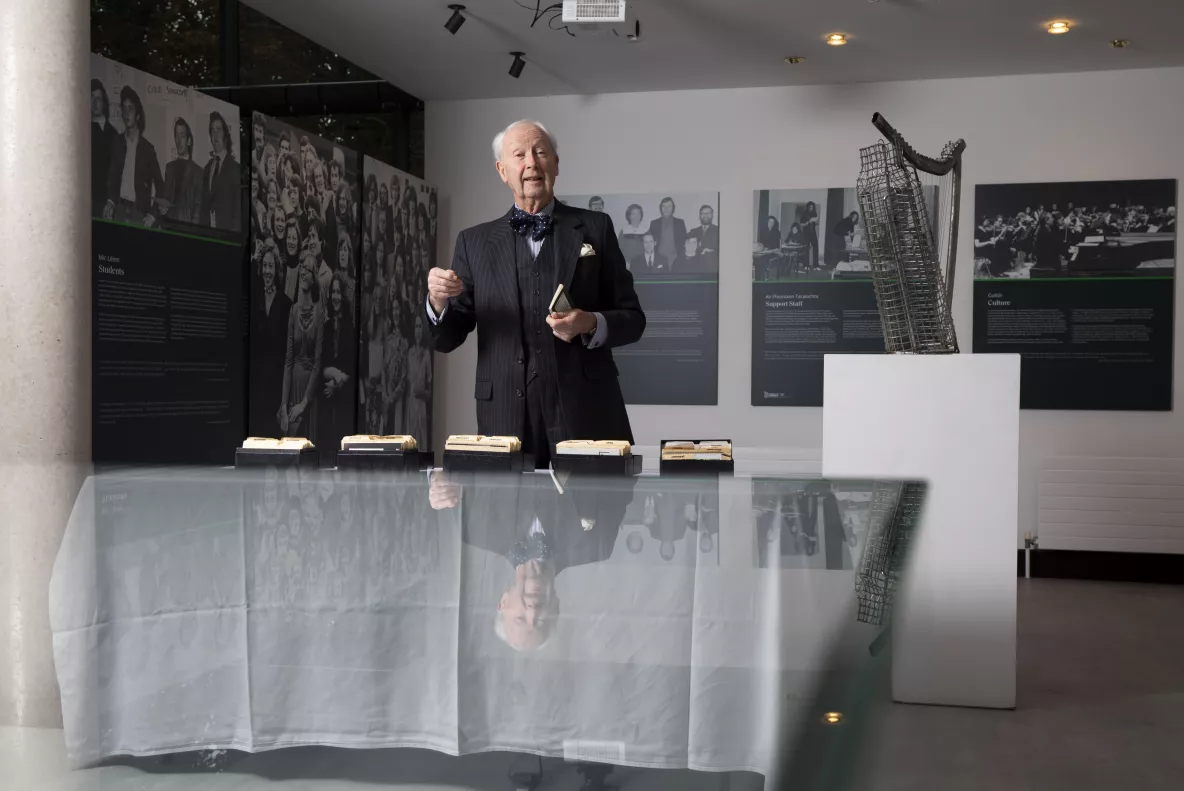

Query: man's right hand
429 472 461 510
428 267 464 314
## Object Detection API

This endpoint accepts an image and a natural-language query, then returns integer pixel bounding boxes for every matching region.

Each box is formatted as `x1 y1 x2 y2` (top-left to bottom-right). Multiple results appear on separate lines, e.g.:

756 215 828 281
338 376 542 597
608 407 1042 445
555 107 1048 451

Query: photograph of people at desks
752 188 872 281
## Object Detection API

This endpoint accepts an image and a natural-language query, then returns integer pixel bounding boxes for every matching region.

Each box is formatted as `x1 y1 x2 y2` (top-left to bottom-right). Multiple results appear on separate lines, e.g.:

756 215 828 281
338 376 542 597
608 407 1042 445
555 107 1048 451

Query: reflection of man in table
687 205 719 269
440 473 634 651
629 232 669 273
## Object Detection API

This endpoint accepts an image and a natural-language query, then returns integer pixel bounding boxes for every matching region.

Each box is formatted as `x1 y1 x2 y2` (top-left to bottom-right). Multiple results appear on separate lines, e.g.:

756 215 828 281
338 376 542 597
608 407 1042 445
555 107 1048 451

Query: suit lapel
551 202 584 295
485 209 520 310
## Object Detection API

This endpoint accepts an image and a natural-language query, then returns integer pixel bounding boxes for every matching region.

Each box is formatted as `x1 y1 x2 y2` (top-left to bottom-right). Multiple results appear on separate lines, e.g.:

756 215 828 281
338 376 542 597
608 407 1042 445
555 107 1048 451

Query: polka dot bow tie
509 207 554 242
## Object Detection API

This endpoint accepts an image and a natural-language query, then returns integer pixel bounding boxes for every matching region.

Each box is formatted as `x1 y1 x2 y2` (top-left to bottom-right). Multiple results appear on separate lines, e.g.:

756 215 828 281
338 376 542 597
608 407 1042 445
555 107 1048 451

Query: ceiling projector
561 1 639 37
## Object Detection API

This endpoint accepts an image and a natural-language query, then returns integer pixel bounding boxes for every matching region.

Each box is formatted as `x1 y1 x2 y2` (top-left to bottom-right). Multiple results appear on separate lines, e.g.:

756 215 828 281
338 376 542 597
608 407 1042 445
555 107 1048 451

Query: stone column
0 0 91 728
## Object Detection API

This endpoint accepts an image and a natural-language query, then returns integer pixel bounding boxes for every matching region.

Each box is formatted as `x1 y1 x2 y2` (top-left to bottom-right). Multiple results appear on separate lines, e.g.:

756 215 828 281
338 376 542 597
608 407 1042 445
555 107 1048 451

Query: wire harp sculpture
854 115 966 625
856 113 966 355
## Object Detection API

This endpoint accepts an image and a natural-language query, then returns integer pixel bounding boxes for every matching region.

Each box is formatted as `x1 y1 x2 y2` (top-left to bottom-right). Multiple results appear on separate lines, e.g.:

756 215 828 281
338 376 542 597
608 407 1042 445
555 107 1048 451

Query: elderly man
439 471 636 651
426 120 645 468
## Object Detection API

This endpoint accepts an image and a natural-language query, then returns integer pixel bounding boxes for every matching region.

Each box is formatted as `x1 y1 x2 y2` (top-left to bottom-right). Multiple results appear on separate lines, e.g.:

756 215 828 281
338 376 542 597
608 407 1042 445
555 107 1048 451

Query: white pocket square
579 243 596 258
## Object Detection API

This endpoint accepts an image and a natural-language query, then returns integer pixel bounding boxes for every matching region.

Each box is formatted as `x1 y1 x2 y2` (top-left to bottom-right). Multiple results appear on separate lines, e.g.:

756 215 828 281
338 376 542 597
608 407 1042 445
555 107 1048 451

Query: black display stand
443 450 531 473
659 439 734 475
337 449 435 472
552 454 643 477
234 447 320 470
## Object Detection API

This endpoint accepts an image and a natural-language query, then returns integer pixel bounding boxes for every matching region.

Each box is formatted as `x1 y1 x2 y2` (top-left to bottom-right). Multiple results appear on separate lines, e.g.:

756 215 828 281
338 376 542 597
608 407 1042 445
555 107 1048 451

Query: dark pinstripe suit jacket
431 200 645 443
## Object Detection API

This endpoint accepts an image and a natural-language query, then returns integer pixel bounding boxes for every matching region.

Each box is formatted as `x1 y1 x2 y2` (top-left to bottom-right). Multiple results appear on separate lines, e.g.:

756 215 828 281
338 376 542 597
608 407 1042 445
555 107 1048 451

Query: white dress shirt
119 135 139 203
426 200 608 348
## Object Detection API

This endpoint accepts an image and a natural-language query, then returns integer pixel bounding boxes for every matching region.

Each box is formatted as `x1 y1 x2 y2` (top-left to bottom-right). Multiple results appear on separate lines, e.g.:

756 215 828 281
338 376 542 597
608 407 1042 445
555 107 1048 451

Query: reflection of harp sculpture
854 115 965 625
855 481 925 627
856 113 966 354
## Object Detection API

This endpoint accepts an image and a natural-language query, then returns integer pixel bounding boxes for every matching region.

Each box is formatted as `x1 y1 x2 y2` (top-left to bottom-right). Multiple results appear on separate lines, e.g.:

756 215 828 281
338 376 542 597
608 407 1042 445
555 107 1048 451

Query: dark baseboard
1017 549 1184 584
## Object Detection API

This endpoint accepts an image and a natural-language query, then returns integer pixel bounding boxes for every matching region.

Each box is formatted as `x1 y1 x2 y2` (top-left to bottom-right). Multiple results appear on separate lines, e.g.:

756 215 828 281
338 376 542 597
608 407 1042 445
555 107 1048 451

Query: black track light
445 4 466 35
509 52 526 78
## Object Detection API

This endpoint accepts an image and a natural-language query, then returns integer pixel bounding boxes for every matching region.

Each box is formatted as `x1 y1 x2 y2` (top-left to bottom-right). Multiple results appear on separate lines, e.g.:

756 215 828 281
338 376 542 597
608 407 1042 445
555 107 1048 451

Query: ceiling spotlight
444 4 466 35
822 712 845 725
825 33 848 46
509 52 526 79
785 56 806 64
1047 20 1071 35
1110 38 1130 48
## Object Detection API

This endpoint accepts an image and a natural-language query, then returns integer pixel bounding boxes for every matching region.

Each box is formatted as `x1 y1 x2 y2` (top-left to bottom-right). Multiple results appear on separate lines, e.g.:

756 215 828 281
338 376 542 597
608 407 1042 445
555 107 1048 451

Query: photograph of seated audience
91 54 241 237
752 189 866 281
974 180 1176 279
564 192 720 278
248 112 362 460
356 156 439 451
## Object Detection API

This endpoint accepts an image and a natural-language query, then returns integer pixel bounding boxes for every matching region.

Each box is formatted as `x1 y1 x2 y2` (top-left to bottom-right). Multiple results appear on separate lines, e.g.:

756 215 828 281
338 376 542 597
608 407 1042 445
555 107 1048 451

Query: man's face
120 98 137 131
253 123 264 150
279 139 290 157
699 207 713 226
498 560 557 651
330 168 340 191
643 235 656 254
495 124 559 209
211 120 226 155
91 90 105 118
590 199 604 212
661 201 674 218
174 124 188 154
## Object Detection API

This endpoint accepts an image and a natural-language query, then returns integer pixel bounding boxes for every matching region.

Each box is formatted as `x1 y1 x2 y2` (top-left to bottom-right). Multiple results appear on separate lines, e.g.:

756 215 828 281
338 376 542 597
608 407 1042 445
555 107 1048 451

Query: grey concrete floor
860 578 1184 791
6 579 1183 789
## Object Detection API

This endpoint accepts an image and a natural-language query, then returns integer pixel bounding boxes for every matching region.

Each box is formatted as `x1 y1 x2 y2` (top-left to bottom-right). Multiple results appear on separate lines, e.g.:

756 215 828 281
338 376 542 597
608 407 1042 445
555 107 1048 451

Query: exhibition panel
90 54 246 466
357 156 439 449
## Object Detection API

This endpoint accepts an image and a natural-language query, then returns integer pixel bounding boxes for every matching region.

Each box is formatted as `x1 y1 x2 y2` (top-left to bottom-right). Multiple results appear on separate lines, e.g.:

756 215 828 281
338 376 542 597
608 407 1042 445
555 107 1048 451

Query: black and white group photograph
561 192 721 277
753 480 872 571
974 179 1177 279
616 481 719 566
357 155 438 451
90 54 241 238
247 113 362 464
752 188 868 281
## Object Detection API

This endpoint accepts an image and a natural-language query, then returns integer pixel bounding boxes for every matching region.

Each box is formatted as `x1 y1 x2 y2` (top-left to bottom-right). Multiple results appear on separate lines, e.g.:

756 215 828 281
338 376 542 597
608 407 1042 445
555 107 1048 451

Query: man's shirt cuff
584 312 608 348
426 296 446 324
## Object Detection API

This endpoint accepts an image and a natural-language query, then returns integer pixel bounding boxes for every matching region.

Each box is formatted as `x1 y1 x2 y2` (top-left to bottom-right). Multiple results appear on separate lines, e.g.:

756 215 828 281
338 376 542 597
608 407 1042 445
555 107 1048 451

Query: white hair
491 119 558 164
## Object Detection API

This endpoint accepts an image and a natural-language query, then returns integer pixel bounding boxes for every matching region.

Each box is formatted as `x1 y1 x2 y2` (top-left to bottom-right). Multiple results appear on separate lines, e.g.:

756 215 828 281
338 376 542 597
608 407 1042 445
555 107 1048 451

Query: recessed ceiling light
1047 20 1071 34
822 712 845 725
825 33 848 46
1110 38 1130 48
785 56 806 64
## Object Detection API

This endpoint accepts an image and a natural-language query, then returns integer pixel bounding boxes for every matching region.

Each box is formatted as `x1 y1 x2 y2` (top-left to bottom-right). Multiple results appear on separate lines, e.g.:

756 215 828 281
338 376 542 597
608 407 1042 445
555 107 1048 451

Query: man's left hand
546 309 595 342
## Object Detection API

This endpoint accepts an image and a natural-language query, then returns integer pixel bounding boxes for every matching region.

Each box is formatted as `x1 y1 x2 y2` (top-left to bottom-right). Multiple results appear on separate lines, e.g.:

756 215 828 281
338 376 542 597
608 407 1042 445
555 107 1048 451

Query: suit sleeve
429 228 477 353
596 214 646 348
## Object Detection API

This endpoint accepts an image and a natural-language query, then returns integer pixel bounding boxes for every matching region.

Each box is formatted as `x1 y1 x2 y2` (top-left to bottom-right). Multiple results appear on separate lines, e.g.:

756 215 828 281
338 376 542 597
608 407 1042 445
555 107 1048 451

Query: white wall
426 66 1184 546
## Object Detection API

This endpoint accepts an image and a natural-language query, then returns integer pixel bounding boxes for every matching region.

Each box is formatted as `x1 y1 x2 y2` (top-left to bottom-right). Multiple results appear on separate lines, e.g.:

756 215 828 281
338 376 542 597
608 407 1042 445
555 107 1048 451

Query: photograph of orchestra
974 180 1176 279
752 188 870 281
91 53 241 238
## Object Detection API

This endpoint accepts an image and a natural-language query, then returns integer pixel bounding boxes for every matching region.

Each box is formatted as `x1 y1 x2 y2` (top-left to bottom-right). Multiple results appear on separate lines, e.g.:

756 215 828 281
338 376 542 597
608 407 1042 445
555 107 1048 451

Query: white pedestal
822 354 1020 709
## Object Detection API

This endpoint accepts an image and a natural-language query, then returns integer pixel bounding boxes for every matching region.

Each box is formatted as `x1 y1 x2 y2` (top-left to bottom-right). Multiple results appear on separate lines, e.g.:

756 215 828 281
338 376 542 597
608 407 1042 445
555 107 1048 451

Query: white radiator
1038 456 1184 554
